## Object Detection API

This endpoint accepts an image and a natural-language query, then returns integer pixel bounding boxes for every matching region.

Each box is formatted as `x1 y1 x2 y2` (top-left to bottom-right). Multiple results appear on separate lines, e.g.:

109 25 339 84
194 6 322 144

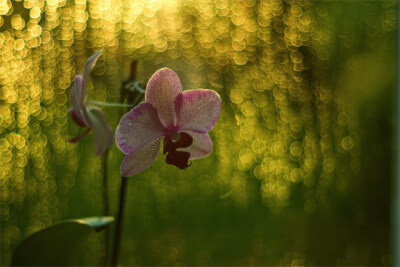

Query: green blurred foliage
12 216 113 266
0 0 397 265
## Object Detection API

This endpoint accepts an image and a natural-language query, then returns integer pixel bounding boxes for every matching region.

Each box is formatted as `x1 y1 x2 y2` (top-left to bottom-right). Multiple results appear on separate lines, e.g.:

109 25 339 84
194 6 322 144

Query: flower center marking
163 132 193 169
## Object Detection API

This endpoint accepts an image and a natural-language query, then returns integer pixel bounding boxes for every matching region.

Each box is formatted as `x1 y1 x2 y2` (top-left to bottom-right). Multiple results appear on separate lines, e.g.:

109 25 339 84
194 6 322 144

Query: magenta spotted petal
116 68 221 176
68 50 114 156
120 139 161 176
175 89 221 133
145 68 182 128
116 102 165 154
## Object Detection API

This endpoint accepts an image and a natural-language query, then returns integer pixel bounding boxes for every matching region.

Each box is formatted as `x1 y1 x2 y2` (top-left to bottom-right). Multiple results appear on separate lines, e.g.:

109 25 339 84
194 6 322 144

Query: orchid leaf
12 216 114 266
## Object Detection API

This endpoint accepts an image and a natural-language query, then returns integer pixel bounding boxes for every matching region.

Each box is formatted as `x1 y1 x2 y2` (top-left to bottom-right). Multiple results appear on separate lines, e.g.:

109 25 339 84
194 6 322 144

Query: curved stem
132 81 145 94
111 176 128 267
68 128 91 143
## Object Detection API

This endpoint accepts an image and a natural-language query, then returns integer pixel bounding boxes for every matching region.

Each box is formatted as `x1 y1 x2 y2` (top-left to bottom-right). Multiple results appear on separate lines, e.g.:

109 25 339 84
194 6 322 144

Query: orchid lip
163 132 193 169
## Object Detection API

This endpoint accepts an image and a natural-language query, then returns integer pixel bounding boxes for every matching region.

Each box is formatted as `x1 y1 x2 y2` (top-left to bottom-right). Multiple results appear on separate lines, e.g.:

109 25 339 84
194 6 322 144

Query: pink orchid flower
115 68 221 176
68 51 114 156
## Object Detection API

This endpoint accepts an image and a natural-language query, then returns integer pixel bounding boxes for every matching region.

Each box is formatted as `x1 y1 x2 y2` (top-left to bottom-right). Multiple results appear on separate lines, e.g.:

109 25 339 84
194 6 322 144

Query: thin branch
111 176 128 267
111 60 143 267
101 149 110 266
87 101 133 108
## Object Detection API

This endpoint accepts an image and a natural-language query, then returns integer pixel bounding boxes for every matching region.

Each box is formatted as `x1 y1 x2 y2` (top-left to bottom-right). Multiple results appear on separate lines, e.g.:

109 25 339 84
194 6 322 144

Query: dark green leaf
12 216 114 266
75 216 114 232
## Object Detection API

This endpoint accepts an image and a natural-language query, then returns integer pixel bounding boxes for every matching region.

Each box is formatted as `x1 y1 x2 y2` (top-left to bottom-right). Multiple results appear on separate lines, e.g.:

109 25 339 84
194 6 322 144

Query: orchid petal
177 131 212 159
116 102 165 155
145 68 182 128
175 89 221 133
70 75 90 126
82 50 102 100
70 75 83 110
86 107 114 156
68 107 86 127
120 138 161 176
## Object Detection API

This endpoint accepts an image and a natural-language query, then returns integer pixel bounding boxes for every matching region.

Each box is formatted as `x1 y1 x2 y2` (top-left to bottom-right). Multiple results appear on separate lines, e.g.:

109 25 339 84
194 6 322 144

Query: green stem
111 176 128 267
110 61 142 266
132 81 145 94
101 150 110 266
87 100 133 108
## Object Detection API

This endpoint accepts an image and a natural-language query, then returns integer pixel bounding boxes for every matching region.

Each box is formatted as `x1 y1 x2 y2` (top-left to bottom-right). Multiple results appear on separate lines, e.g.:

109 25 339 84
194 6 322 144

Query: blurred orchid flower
116 68 221 176
68 51 114 156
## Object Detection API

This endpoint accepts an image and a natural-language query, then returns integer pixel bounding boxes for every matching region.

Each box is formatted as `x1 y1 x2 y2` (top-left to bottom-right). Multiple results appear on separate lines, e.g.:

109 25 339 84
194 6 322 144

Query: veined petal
120 138 161 176
86 107 114 156
116 102 165 154
175 89 221 133
177 131 212 159
145 68 182 128
83 50 102 99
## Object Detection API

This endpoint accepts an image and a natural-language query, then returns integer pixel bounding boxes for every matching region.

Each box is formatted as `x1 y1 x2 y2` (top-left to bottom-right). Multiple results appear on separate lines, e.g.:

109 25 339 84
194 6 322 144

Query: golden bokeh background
0 0 398 265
